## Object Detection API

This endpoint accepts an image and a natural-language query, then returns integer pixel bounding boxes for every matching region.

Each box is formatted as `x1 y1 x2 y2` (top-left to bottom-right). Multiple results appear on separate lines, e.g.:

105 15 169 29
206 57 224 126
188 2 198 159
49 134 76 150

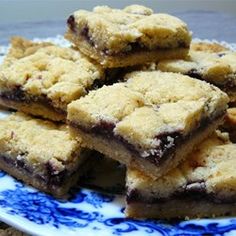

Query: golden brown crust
68 37 189 68
126 201 236 219
0 98 66 121
0 154 83 197
191 42 229 53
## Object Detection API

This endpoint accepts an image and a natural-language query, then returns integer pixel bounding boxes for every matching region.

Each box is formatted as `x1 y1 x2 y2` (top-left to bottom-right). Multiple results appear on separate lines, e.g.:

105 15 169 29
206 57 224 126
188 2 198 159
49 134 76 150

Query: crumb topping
66 5 191 53
127 131 236 200
158 42 236 87
68 71 228 151
0 112 82 165
0 37 104 111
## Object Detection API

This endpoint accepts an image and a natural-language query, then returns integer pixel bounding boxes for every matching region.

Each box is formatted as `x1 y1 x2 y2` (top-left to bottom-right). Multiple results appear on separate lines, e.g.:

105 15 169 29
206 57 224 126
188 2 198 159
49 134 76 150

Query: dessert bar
65 5 191 68
0 112 87 197
126 131 236 219
158 42 236 102
0 36 53 69
0 37 104 121
221 108 236 142
68 70 228 179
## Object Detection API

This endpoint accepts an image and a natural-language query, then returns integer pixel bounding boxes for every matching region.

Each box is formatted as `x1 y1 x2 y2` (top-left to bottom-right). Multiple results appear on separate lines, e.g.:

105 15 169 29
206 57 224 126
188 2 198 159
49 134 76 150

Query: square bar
0 37 105 121
0 112 87 197
68 70 228 179
158 42 236 102
126 131 236 219
65 5 191 68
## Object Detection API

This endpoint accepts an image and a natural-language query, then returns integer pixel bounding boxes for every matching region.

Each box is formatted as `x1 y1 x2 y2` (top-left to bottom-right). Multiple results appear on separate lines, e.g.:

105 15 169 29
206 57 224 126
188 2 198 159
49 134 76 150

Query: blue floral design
174 220 236 235
69 187 114 207
103 218 236 235
1 174 236 235
104 218 173 235
84 191 114 208
0 186 102 228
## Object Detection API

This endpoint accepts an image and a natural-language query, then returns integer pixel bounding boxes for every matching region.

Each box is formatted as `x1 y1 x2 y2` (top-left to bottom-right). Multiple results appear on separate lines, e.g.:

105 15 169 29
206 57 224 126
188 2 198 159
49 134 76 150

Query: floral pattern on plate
1 171 236 236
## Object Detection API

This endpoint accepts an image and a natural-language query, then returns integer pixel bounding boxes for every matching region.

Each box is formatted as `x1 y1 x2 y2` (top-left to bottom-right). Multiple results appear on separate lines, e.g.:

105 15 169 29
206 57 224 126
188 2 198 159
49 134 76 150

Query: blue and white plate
1 170 236 236
1 37 236 236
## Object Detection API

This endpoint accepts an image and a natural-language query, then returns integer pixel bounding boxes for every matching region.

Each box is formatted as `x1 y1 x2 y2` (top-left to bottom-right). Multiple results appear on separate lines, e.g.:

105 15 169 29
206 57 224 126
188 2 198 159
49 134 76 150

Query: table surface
0 10 236 46
0 10 235 236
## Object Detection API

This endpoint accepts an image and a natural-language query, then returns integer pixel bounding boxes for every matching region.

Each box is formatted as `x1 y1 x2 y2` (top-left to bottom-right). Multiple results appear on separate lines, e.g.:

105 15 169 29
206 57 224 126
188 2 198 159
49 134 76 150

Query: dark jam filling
91 67 127 90
101 66 143 89
67 16 189 57
70 112 222 167
0 87 66 115
185 69 203 80
105 39 188 57
127 181 236 204
71 122 182 166
80 26 95 47
0 153 69 187
218 52 226 57
220 80 236 90
90 120 116 138
185 69 236 90
147 132 181 165
0 80 119 113
67 15 76 33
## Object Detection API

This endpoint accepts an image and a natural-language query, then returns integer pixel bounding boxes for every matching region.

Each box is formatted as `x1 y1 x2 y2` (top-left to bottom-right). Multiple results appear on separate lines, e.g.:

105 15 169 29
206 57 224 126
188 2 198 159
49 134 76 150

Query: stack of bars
0 4 236 219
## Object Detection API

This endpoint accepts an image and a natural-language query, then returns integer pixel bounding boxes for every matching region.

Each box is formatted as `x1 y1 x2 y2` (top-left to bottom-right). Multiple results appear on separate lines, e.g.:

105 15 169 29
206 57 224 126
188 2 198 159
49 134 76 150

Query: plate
1 168 236 236
1 36 236 236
